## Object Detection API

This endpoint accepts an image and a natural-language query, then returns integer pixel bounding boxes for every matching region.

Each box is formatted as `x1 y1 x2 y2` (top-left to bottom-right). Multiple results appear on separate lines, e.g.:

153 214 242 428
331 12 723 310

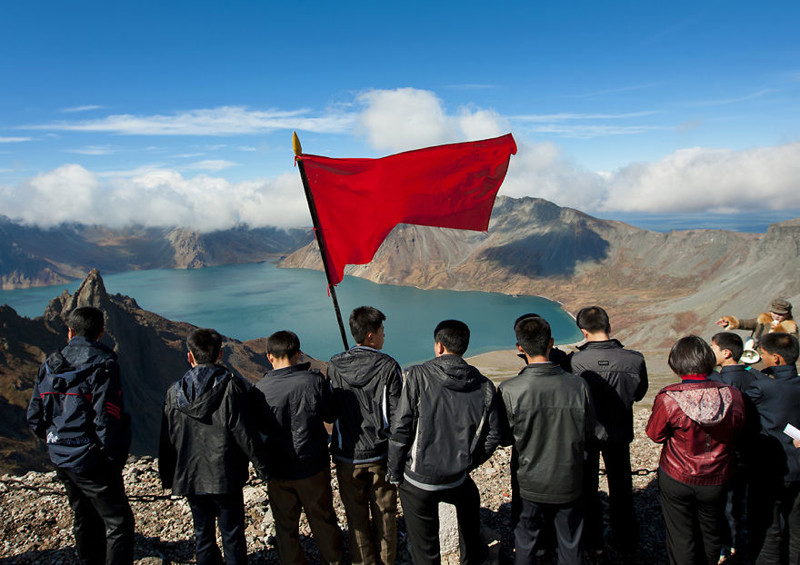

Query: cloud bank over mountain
2 88 799 231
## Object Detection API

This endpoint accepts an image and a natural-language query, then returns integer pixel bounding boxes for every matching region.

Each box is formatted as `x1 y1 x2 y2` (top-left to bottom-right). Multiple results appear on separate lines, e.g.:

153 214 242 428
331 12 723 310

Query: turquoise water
0 263 582 367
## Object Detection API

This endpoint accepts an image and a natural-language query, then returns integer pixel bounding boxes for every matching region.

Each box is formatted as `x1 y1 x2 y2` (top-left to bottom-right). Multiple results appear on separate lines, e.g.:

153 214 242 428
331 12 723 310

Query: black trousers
186 492 248 565
514 496 583 565
583 442 638 551
56 465 135 565
750 480 800 565
721 457 749 553
398 477 486 565
658 469 727 565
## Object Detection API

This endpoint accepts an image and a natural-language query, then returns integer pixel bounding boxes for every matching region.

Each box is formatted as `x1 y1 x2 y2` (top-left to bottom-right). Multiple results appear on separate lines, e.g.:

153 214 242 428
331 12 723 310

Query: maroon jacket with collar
646 378 745 486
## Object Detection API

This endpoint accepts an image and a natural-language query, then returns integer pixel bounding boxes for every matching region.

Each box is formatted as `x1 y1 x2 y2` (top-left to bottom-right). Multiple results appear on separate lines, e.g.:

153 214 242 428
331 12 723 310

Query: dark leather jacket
27 337 130 472
253 362 335 480
328 346 402 464
499 362 597 504
570 339 647 444
158 364 268 495
647 378 745 486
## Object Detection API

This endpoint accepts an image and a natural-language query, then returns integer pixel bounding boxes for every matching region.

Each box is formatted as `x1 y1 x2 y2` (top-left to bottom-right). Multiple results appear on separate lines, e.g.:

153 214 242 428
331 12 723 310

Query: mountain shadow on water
478 225 610 277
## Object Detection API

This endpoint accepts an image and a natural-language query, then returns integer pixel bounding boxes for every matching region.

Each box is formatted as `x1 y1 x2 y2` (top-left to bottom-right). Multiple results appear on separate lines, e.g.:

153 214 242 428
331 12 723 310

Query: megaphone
741 337 760 364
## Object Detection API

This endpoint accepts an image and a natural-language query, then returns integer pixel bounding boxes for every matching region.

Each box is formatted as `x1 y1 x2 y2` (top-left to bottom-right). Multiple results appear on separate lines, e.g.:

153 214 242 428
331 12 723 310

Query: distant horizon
2 196 797 236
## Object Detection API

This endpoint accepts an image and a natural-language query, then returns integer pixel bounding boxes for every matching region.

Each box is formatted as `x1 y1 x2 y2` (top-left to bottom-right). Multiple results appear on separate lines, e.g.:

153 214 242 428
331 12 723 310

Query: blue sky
1 1 799 232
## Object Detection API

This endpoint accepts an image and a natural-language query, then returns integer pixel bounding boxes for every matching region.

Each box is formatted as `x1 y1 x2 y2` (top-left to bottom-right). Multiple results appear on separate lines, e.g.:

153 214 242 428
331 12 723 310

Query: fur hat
770 298 792 316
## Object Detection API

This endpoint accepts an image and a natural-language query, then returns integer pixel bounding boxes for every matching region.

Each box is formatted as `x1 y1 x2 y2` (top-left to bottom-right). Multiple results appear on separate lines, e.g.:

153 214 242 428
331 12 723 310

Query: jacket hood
331 347 395 388
49 336 117 371
175 364 231 419
666 385 733 426
44 337 117 391
424 355 484 392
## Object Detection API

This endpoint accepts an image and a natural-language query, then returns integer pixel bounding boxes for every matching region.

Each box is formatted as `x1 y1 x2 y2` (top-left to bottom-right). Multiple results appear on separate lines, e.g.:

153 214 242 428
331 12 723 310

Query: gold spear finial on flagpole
293 131 302 156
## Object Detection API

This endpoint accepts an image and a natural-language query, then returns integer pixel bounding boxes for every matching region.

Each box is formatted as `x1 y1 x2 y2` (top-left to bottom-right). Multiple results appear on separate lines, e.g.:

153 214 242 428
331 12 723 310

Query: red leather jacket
646 378 745 486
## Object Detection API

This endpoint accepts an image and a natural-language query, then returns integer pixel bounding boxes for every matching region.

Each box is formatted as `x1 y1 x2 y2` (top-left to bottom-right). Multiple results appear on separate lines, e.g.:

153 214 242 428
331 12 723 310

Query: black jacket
328 346 402 464
746 363 800 482
570 339 647 444
499 362 596 504
252 362 335 480
27 336 130 472
709 364 761 392
388 355 501 487
158 364 268 495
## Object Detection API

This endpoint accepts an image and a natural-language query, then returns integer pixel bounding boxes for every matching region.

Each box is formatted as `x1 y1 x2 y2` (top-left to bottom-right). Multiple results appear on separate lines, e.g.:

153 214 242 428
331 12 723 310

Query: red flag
298 133 517 285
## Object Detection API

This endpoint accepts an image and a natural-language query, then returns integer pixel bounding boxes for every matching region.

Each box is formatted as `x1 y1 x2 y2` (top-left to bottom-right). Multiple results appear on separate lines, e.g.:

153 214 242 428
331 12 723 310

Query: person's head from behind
514 313 541 330
515 316 552 360
349 306 386 349
187 328 223 366
760 332 799 368
668 335 716 377
267 330 301 366
66 306 105 342
711 332 744 366
434 320 470 357
576 306 611 337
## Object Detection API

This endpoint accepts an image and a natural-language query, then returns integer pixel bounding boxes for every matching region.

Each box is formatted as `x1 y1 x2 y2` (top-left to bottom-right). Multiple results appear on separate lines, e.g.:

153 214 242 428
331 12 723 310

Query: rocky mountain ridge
0 218 313 289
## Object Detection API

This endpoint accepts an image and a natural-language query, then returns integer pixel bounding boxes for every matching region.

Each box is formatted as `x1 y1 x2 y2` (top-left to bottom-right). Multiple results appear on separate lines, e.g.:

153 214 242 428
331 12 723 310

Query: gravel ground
0 410 665 564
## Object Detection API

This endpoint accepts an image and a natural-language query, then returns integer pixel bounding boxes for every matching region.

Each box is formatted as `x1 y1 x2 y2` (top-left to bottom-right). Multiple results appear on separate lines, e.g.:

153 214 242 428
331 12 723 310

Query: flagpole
293 132 350 351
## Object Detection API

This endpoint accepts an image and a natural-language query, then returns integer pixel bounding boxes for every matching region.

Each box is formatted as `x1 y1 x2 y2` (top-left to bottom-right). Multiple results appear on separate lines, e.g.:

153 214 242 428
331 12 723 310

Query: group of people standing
645 298 800 565
24 298 800 565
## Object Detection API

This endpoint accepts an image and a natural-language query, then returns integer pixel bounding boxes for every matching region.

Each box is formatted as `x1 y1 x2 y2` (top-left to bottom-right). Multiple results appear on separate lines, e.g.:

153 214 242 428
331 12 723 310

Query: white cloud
0 136 32 143
500 141 607 210
355 88 509 152
2 141 798 231
62 105 105 113
30 106 354 136
602 142 800 213
0 165 311 230
510 111 659 122
184 159 237 172
66 145 117 155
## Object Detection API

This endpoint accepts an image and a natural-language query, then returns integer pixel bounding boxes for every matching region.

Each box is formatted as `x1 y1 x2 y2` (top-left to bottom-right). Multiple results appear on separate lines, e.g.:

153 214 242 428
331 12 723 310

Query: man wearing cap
716 298 798 346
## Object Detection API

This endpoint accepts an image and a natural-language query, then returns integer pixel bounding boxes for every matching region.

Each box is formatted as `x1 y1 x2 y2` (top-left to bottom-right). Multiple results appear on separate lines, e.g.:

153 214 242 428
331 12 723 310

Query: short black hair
668 335 716 376
515 316 551 358
187 328 223 364
513 313 541 330
66 306 105 341
760 333 799 365
576 306 611 334
349 306 386 344
434 320 470 356
711 332 744 362
267 330 300 359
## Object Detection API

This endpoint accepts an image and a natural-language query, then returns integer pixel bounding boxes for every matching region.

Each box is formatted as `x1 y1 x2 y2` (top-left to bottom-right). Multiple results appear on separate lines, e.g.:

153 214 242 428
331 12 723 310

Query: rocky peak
0 270 273 473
